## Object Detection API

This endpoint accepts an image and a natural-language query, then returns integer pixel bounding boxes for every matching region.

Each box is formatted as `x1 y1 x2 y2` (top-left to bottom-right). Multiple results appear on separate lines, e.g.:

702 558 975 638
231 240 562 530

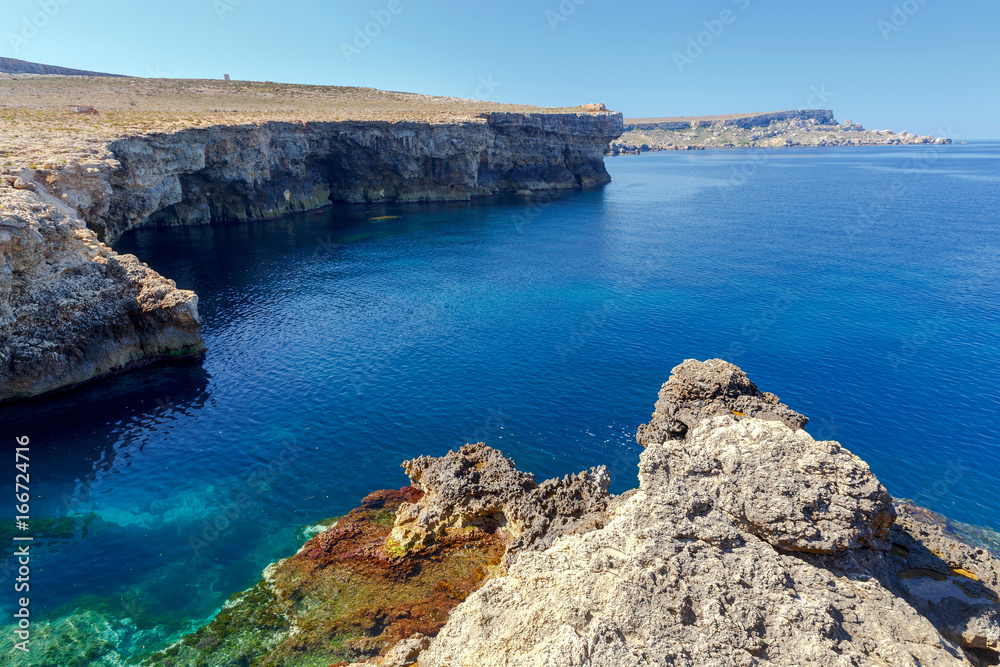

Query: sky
3 0 998 138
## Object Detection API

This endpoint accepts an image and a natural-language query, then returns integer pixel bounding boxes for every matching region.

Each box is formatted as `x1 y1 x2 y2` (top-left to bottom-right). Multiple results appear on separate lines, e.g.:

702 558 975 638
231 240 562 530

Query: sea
2 143 998 663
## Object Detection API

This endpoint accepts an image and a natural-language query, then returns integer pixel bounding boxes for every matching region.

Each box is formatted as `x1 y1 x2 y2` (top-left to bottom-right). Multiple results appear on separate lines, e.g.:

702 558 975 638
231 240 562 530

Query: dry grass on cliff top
0 74 608 173
0 74 599 133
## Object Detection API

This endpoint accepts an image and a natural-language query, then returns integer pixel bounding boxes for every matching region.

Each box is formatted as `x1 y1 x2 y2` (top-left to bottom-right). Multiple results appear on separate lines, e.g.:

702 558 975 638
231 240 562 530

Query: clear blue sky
4 0 998 138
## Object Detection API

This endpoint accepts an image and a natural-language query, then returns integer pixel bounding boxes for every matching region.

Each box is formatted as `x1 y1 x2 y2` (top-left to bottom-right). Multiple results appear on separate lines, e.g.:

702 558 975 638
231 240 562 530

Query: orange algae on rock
147 486 504 667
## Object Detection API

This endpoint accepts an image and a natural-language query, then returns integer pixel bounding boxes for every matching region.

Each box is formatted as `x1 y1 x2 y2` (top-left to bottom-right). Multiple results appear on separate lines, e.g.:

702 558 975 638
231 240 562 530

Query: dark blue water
2 143 999 654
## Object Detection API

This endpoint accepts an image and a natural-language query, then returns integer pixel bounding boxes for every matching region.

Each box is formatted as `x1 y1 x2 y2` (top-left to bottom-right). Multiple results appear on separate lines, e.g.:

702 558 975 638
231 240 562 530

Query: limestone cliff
41 112 621 244
0 76 622 400
610 110 951 154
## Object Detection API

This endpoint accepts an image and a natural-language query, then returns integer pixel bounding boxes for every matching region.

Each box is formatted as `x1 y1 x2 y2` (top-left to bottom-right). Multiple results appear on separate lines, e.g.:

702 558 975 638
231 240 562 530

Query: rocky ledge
148 359 999 666
0 76 622 400
0 179 203 402
609 111 951 154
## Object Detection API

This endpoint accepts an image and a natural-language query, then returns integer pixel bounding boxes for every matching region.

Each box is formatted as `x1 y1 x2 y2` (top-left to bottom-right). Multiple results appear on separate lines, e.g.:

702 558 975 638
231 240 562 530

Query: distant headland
609 109 951 154
0 56 125 77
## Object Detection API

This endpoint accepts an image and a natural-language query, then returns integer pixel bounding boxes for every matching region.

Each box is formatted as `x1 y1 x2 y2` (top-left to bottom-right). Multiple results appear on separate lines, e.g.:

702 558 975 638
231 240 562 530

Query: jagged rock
636 358 808 445
126 359 998 666
12 176 35 190
416 360 1000 666
388 442 611 566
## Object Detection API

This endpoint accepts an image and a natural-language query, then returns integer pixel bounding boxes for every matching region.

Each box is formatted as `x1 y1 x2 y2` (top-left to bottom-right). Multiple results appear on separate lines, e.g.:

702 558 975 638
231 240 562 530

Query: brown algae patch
147 486 504 666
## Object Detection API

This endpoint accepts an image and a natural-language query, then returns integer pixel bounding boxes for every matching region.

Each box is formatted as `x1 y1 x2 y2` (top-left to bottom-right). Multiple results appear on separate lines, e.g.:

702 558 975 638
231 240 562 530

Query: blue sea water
2 143 999 657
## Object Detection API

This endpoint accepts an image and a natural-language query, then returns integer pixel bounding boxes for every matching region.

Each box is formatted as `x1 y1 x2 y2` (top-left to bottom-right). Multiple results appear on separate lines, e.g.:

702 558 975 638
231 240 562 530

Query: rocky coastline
123 360 999 667
0 75 623 401
609 109 951 155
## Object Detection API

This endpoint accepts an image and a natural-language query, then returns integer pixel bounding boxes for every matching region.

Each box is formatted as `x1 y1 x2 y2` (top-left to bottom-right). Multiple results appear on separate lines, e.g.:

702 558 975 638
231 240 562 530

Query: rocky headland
109 359 999 667
609 109 951 154
0 74 622 400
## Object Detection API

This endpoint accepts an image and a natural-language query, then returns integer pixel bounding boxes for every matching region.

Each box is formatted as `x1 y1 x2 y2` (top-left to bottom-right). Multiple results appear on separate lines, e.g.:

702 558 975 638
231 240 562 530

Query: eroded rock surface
636 358 808 445
0 182 203 401
388 442 611 567
416 360 1000 666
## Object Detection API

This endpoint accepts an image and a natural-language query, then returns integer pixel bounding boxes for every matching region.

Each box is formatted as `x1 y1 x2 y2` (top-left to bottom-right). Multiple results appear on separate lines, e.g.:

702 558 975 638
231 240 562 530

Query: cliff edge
0 179 204 401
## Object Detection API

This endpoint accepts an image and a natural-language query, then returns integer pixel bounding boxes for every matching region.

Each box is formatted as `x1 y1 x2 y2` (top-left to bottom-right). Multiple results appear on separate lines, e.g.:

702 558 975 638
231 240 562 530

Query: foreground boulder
415 360 1000 666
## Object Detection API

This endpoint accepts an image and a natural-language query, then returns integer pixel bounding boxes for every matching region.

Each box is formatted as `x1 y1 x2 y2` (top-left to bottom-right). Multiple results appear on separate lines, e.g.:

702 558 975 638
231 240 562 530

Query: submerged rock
147 487 505 666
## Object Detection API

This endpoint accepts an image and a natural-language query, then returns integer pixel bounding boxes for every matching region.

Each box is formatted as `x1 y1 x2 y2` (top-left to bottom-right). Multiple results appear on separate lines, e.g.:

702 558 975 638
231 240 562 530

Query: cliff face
0 57 124 76
37 112 622 244
1 108 621 400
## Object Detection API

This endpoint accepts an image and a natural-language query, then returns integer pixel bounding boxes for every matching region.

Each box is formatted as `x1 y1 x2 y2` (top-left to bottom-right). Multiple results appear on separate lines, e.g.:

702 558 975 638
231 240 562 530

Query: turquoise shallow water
2 143 999 659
